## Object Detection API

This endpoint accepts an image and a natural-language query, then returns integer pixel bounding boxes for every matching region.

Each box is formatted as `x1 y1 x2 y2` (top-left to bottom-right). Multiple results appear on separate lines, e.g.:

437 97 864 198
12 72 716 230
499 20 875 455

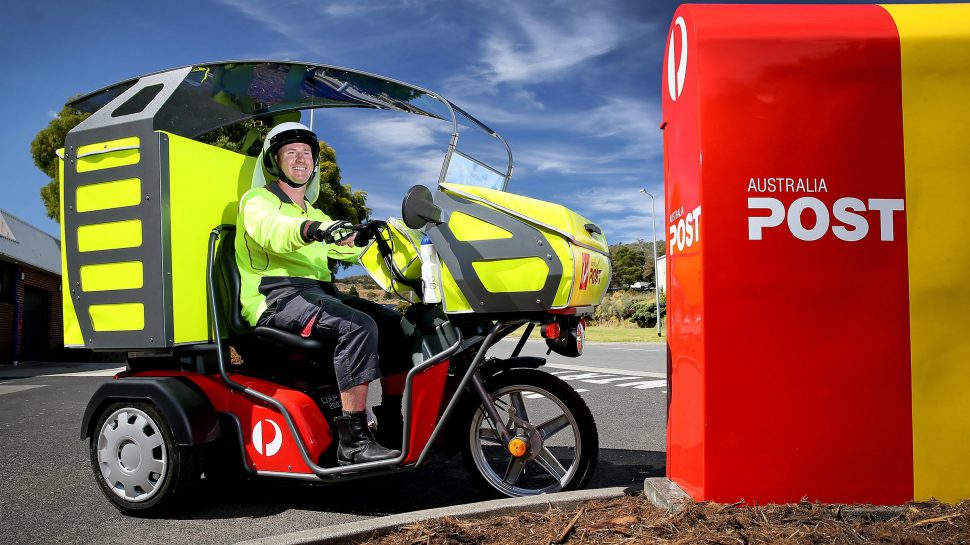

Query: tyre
89 401 201 516
460 368 598 497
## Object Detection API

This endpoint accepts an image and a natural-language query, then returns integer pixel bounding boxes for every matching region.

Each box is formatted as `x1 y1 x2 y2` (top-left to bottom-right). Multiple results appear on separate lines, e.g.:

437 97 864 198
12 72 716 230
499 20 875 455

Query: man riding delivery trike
60 61 612 515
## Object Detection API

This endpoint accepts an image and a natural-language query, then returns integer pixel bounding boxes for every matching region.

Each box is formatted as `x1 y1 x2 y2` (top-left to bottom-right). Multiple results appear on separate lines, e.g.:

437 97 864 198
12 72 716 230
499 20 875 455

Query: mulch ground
357 494 970 545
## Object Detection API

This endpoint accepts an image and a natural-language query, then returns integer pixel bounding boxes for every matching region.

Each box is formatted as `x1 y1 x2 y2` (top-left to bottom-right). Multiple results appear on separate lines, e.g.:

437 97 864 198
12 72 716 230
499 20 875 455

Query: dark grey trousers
256 282 410 391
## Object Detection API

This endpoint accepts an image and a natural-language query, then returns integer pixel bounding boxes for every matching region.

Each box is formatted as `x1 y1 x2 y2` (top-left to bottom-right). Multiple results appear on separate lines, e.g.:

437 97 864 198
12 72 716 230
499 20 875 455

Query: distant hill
336 274 380 290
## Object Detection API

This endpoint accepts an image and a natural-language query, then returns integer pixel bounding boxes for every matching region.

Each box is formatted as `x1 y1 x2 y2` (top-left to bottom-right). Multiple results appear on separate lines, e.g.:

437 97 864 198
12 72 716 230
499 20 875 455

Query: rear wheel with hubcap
90 401 201 516
461 368 598 497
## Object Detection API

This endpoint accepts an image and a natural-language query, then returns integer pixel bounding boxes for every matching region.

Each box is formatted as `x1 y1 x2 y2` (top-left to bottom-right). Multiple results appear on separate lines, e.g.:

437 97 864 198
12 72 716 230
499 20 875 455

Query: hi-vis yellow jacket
234 183 361 325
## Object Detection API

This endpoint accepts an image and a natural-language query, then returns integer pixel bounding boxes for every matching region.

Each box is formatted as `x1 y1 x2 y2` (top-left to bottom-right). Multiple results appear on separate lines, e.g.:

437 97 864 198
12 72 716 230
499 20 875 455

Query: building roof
0 210 61 276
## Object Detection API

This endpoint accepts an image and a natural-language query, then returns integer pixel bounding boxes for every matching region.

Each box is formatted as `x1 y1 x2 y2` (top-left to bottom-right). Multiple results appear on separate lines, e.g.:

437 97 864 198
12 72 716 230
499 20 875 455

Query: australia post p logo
667 16 688 101
252 419 283 457
579 252 603 290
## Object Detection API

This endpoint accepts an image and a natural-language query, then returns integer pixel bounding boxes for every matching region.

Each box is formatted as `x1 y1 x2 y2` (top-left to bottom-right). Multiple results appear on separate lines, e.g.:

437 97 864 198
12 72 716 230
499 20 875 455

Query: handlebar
350 219 387 247
353 219 425 298
320 219 388 246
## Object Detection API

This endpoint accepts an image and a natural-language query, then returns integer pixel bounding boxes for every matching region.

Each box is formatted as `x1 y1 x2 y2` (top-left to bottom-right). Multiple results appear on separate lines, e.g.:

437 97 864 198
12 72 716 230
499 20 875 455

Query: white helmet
253 122 322 203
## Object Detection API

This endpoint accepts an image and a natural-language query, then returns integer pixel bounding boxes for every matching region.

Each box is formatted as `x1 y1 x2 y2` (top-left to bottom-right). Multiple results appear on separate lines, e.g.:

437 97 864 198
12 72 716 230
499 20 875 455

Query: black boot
334 411 400 466
372 405 405 450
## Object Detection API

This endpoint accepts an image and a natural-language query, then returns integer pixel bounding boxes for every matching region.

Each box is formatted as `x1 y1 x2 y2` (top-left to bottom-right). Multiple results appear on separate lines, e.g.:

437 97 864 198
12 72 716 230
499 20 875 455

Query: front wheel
461 369 598 497
89 401 201 516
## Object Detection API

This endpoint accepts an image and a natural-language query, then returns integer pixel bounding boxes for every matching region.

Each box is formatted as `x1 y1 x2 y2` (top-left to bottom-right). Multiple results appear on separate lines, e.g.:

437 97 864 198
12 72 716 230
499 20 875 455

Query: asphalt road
0 341 667 545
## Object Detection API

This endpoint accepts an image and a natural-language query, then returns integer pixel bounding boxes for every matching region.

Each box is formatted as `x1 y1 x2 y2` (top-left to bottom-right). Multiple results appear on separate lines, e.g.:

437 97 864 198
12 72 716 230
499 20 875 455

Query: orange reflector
508 438 528 457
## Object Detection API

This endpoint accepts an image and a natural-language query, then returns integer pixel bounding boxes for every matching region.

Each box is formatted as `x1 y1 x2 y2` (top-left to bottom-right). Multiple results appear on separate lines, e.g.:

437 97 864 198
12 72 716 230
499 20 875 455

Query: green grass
524 324 666 343
585 325 665 343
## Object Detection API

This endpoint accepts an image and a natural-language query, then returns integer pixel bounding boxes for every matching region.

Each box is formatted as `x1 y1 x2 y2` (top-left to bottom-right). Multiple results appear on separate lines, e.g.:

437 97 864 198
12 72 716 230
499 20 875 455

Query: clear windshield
69 61 513 190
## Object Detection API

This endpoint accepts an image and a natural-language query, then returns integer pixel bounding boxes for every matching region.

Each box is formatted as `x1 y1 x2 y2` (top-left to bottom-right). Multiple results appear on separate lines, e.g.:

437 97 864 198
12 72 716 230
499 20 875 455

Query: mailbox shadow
178 449 665 520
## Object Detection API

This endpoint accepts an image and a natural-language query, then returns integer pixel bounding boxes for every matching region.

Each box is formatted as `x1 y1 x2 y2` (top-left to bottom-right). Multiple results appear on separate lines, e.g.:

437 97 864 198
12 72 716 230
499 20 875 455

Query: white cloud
570 97 659 141
359 191 405 220
478 4 622 85
323 0 443 17
347 116 445 150
214 0 302 38
550 186 665 244
345 116 452 186
517 147 619 176
439 93 663 165
512 138 656 180
596 213 660 245
321 4 370 16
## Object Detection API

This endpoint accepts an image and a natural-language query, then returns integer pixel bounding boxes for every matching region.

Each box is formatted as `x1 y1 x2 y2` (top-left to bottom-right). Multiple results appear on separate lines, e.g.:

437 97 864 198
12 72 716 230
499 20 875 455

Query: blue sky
3 0 920 249
3 0 673 247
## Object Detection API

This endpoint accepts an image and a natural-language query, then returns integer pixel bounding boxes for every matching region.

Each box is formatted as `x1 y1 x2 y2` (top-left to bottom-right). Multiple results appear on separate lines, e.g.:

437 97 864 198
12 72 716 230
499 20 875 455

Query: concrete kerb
235 487 630 545
643 477 690 514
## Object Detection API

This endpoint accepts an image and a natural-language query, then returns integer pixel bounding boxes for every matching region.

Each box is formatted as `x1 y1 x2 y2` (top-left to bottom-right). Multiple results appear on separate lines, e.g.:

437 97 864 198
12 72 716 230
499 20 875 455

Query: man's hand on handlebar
302 219 388 247
351 219 387 247
304 220 356 245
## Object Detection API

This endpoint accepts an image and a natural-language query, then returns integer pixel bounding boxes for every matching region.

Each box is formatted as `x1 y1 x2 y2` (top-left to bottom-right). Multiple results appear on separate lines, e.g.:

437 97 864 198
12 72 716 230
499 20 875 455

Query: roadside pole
639 188 662 337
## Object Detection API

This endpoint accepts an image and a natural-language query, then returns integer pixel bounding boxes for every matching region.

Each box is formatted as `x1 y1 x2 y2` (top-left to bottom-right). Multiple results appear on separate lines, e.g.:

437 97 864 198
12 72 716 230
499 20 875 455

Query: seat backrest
210 225 329 374
213 228 252 338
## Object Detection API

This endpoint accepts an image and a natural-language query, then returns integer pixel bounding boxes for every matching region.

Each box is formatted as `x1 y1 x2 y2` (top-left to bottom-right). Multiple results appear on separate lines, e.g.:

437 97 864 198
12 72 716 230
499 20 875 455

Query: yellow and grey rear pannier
424 183 610 314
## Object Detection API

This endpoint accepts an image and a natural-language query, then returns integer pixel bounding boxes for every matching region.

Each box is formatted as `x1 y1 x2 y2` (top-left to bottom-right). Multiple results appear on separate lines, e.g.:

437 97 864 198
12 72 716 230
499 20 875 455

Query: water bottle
420 235 442 304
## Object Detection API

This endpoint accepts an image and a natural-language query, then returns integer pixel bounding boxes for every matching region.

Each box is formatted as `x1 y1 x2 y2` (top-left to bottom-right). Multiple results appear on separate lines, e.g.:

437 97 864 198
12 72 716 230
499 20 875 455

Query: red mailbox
662 3 970 505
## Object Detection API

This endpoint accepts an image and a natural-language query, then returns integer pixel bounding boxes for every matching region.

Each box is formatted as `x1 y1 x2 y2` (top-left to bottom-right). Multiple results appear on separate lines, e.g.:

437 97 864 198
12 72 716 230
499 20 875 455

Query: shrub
592 290 666 328
630 300 658 328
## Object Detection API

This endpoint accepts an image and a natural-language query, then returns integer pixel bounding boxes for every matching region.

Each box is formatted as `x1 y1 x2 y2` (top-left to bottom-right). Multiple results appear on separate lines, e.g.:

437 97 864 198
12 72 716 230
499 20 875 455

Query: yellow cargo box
60 131 251 350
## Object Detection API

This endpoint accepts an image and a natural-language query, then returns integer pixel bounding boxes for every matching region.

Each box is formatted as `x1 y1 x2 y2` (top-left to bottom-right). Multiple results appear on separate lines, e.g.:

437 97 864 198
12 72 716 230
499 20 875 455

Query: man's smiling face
278 142 315 185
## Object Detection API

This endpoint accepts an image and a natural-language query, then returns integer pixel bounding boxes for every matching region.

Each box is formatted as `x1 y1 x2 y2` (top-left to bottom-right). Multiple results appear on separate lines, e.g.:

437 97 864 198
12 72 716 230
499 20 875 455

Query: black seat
212 227 335 375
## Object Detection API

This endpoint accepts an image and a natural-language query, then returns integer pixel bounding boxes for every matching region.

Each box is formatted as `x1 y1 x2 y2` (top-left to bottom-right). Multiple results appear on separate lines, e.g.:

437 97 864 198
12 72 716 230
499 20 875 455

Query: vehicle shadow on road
174 449 665 520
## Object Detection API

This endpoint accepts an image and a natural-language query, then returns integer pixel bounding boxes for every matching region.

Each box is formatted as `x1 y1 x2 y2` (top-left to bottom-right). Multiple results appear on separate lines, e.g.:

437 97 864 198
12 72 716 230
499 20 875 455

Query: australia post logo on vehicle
252 419 283 457
579 252 604 290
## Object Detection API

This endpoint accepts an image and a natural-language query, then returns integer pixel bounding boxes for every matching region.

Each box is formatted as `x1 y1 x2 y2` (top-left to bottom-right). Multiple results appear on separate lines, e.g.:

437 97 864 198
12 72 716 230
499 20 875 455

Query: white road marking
556 372 617 381
580 376 640 385
525 388 589 400
547 368 667 393
545 362 665 379
617 380 668 390
0 384 46 396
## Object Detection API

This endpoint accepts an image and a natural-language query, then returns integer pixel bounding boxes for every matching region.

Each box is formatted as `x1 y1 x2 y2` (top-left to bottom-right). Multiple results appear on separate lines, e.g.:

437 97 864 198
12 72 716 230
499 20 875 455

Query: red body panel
404 360 450 465
125 370 330 475
124 362 452 472
662 4 913 504
229 377 330 474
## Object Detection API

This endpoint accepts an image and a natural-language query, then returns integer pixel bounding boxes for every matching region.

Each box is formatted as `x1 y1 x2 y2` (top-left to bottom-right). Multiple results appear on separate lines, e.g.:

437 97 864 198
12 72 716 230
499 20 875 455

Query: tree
196 119 265 156
30 106 90 221
314 140 370 224
195 120 370 224
609 245 646 290
640 240 666 285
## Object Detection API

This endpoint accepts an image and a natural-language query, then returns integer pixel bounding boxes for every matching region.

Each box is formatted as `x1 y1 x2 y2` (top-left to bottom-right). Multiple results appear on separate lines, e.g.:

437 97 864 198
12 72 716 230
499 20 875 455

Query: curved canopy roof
68 61 512 189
